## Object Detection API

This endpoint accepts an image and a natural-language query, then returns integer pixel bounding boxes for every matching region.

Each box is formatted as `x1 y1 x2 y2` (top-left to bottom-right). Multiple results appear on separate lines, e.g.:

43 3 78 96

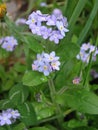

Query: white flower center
60 26 63 30
11 111 15 115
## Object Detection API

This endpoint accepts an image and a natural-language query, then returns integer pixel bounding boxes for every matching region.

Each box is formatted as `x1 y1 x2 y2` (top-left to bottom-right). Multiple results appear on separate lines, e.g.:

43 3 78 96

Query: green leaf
0 48 9 59
67 119 87 128
13 123 26 130
38 107 54 120
0 99 14 110
9 84 29 105
24 35 43 53
5 16 24 41
17 102 37 126
57 42 79 62
73 126 97 130
55 58 81 90
56 89 98 114
71 35 78 44
14 63 26 73
32 101 54 120
45 125 57 130
2 80 14 91
29 127 50 130
22 71 48 87
0 65 6 81
0 127 6 130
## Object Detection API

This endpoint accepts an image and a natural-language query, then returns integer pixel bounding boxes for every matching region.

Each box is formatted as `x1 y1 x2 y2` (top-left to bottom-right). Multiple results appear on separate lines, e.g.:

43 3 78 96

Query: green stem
57 86 68 95
83 54 92 90
83 35 98 88
64 109 74 116
38 109 73 124
48 78 64 130
83 36 98 89
48 78 56 100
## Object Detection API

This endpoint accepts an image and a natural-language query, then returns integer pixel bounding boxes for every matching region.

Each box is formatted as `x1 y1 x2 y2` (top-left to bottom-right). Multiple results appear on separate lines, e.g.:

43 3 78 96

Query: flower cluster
0 36 18 51
76 43 98 63
0 108 20 126
32 51 60 76
26 9 69 44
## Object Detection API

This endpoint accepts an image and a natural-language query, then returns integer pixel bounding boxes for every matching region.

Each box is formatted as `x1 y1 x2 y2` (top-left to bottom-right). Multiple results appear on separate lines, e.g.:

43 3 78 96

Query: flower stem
38 109 73 124
48 78 64 129
83 53 92 90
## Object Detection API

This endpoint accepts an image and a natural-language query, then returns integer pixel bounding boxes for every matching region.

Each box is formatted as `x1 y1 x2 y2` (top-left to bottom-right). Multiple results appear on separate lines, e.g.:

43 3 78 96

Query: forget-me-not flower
49 30 63 44
26 9 69 44
76 43 98 63
32 51 60 76
0 108 20 126
0 36 18 51
0 112 11 126
56 21 69 36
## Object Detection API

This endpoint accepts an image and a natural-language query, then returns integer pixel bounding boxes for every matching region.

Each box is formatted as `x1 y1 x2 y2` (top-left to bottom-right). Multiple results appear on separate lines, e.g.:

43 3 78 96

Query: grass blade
77 0 98 45
68 0 88 30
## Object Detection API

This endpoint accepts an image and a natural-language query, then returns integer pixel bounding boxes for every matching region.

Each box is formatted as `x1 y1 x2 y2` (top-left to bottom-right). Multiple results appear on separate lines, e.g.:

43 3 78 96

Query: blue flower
41 26 52 39
30 24 42 36
26 9 69 44
32 52 61 76
38 62 52 76
49 30 63 44
76 43 98 63
44 51 59 62
1 36 18 51
0 109 20 126
56 21 69 36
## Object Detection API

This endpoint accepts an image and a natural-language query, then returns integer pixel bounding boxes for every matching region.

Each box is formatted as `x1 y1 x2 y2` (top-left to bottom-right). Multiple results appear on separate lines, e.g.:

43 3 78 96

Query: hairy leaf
17 102 37 126
56 89 98 114
22 71 47 87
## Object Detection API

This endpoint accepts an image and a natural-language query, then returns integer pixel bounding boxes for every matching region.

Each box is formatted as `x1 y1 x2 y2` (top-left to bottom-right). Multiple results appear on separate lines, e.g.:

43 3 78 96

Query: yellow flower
0 3 6 19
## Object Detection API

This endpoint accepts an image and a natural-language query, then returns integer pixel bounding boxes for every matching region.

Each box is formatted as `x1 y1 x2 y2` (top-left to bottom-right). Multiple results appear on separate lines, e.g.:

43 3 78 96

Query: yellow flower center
32 19 35 23
44 66 47 70
52 63 56 67
49 56 53 60
7 45 11 49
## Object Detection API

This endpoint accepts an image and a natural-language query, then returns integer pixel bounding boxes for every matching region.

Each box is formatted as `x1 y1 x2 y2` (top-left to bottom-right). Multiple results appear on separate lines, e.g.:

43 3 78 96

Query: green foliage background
0 0 98 130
